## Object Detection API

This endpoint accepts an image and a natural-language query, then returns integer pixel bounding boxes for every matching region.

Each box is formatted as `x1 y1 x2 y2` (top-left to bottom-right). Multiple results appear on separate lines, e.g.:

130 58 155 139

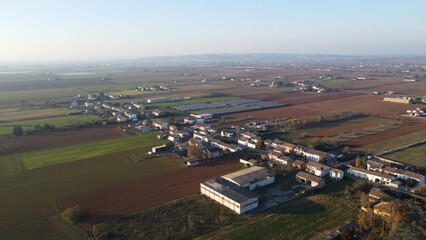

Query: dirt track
57 154 247 225
0 124 127 156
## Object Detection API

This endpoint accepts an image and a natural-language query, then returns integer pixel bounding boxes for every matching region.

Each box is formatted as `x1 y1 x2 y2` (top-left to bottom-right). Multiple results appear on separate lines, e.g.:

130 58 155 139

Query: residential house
275 155 294 166
211 139 242 153
293 160 307 170
152 120 168 130
203 147 221 159
366 160 384 172
306 162 330 177
329 168 344 180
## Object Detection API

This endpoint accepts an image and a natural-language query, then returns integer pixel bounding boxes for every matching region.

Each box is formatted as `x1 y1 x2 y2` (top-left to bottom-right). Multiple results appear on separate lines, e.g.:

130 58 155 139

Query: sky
1 0 426 62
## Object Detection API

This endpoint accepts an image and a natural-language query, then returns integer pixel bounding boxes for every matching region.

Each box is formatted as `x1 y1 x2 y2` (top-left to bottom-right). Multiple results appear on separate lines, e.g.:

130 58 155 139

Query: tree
256 139 265 149
187 140 204 161
355 156 362 167
342 146 351 154
12 126 23 136
60 206 81 224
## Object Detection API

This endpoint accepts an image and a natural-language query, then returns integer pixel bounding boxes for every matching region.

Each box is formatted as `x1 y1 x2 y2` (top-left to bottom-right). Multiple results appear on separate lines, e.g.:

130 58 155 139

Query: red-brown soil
219 106 324 128
57 154 247 225
344 122 426 147
301 94 425 117
0 124 127 156
246 91 363 105
308 118 390 137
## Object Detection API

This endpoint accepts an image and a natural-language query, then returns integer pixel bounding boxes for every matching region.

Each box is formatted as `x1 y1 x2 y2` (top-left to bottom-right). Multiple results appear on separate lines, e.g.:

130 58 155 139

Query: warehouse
222 166 275 190
200 178 259 214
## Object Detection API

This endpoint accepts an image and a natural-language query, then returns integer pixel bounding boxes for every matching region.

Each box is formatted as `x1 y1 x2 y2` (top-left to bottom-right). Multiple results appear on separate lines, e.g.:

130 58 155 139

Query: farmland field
307 117 391 137
15 132 160 170
0 88 85 104
383 143 426 168
0 114 102 135
0 108 82 122
0 149 182 229
346 123 426 152
0 124 126 157
0 215 86 240
57 154 245 225
197 180 357 240
94 179 357 240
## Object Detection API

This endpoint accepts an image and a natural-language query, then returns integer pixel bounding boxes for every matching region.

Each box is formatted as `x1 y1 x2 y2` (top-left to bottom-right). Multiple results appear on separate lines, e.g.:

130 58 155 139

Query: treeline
277 112 366 129
10 121 100 136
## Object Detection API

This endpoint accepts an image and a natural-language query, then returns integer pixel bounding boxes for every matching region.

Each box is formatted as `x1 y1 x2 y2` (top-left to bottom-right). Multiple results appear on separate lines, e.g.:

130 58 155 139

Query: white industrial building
222 166 275 190
200 178 259 214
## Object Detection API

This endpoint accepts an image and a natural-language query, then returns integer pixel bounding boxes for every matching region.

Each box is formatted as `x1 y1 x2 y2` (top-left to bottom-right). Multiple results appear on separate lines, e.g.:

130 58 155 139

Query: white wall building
329 168 344 180
200 178 259 214
306 162 330 177
347 166 395 185
222 166 275 190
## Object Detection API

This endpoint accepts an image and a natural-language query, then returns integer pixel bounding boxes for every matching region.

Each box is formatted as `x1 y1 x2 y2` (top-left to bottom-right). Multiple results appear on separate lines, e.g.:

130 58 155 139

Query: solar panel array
171 98 284 115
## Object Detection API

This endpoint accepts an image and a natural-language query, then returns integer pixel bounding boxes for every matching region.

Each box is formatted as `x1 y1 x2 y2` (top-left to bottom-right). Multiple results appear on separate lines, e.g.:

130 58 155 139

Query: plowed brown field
57 154 247 225
344 123 426 147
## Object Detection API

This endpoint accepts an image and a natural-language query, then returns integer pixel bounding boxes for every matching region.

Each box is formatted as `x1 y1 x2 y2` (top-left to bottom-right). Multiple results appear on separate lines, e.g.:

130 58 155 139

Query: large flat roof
201 178 259 203
222 166 274 186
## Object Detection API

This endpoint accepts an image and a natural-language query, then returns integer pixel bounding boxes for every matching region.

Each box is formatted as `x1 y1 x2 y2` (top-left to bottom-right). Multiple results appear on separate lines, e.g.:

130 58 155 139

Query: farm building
222 166 275 190
152 120 168 130
382 166 425 186
306 162 330 177
383 97 412 104
296 171 325 188
329 168 344 180
200 178 259 214
191 113 213 120
240 159 258 167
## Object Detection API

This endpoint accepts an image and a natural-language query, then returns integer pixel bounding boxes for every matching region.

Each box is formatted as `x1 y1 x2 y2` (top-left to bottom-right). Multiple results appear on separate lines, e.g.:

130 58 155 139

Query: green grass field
383 143 426 168
91 179 357 240
146 96 237 109
356 128 426 153
0 215 86 240
15 132 160 170
199 180 357 240
0 88 85 104
92 194 238 240
0 114 102 135
0 148 182 230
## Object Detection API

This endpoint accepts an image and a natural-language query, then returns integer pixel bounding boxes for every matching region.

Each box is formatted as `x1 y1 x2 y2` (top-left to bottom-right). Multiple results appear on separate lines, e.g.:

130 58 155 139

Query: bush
60 206 81 224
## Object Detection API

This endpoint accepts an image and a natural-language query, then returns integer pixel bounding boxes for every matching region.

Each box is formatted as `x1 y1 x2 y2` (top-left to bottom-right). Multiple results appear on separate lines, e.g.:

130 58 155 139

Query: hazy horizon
2 0 426 62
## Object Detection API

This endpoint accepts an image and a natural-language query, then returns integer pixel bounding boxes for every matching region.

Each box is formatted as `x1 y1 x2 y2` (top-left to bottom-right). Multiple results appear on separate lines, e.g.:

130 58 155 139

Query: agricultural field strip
15 132 160 170
354 127 426 153
0 115 102 135
0 153 180 229
383 143 426 168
